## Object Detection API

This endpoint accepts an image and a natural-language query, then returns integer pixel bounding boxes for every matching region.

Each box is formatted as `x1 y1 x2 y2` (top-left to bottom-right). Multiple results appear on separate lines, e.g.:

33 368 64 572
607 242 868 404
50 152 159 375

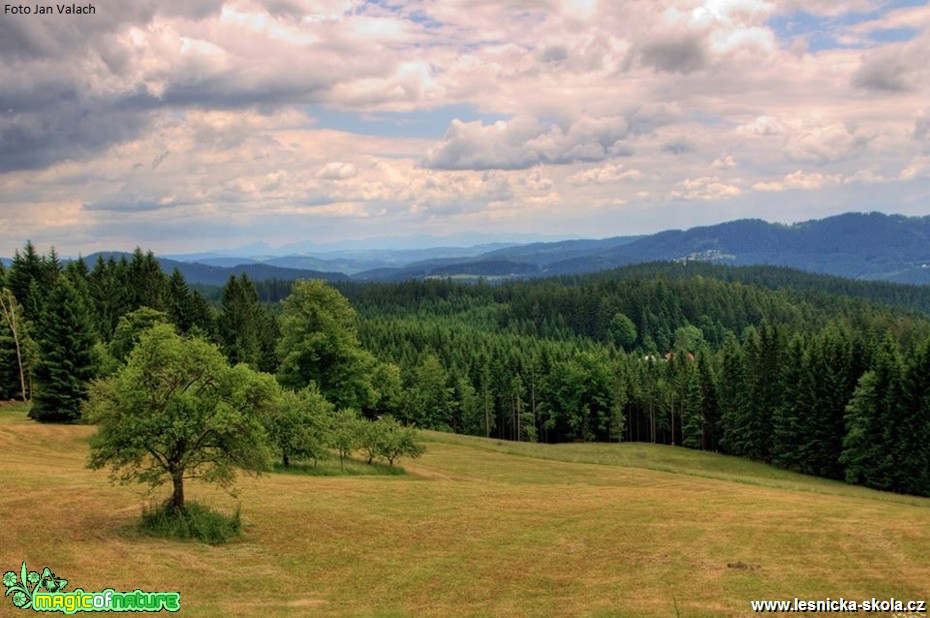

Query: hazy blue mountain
598 212 930 281
181 257 262 268
9 211 929 286
275 232 574 253
479 236 644 266
165 242 531 275
352 212 930 283
266 246 514 272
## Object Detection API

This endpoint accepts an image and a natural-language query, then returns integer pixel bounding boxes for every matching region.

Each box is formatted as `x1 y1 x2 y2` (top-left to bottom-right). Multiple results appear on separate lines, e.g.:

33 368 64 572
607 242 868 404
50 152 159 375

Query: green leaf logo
3 562 68 611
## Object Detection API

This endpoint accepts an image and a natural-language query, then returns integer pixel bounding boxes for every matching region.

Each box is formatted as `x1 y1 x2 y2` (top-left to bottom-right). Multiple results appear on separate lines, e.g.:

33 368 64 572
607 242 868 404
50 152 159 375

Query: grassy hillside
2 402 928 617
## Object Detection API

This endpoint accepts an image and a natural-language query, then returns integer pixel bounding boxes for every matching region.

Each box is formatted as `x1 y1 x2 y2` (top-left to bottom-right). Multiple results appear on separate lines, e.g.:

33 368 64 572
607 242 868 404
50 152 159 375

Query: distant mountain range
346 212 930 284
165 243 526 276
3 212 929 285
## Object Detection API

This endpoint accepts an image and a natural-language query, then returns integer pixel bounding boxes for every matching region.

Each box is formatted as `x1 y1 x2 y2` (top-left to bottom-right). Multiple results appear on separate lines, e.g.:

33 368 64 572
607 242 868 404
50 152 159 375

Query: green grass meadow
2 401 928 616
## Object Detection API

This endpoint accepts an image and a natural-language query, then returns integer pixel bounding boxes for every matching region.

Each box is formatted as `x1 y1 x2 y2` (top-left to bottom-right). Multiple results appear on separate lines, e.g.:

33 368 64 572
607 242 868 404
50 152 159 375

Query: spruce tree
166 268 196 334
770 335 805 471
797 325 857 479
678 360 705 450
719 332 749 456
218 274 263 369
88 256 130 340
840 335 902 491
30 276 97 423
696 351 720 450
896 339 930 496
188 290 217 341
7 241 45 321
126 248 168 312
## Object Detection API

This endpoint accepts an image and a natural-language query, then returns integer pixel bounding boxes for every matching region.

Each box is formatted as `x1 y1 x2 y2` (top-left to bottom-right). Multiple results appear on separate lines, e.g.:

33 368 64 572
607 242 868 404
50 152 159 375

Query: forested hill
554 262 930 317
338 266 930 354
336 261 930 321
336 263 930 496
353 212 930 283
4 240 930 497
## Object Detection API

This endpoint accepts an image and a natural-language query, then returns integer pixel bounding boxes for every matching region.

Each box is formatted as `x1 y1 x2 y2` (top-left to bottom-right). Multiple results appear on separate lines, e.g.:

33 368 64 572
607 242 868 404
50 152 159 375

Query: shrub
139 501 242 545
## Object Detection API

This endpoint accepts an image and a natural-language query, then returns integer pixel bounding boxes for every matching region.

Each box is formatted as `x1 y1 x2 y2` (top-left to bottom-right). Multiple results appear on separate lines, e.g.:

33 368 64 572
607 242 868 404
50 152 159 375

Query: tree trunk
651 406 656 444
670 403 676 446
170 472 185 511
282 451 290 468
483 396 490 438
0 291 27 402
530 380 537 442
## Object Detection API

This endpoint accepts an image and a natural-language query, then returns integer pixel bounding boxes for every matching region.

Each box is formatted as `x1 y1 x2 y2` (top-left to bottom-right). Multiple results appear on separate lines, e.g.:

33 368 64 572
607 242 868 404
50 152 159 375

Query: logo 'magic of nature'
3 562 180 613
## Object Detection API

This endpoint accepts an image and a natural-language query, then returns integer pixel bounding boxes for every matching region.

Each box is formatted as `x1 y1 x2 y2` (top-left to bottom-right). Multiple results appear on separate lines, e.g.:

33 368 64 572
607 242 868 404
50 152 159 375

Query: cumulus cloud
672 176 741 201
736 116 784 137
317 162 359 180
661 137 697 155
853 44 929 92
0 0 437 171
568 163 643 184
915 109 930 143
843 169 885 184
421 115 631 170
752 170 841 192
628 0 777 76
0 94 150 173
899 155 930 181
639 34 707 74
3 0 930 254
782 123 869 165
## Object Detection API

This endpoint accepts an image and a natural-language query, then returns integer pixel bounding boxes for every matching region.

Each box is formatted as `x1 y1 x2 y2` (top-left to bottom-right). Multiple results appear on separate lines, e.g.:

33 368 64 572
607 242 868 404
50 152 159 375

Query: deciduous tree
277 280 377 410
84 324 274 511
266 386 333 468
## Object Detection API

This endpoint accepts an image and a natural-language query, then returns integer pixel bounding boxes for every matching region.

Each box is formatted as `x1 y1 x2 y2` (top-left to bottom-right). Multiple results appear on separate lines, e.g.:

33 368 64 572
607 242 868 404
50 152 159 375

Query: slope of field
2 403 928 617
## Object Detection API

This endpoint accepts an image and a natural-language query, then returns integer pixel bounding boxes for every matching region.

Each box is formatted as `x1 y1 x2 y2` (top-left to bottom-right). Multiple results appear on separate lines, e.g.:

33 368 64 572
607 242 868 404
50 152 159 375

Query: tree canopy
84 324 275 511
30 276 97 423
277 279 378 410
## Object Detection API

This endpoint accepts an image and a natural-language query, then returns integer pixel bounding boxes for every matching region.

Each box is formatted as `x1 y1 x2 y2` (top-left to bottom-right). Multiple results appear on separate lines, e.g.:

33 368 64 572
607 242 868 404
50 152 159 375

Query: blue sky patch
767 1 927 52
305 104 511 139
869 26 920 42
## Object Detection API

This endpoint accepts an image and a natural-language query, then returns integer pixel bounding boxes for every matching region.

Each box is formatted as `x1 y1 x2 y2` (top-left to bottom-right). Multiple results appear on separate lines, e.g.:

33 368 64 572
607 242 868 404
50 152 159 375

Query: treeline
0 243 425 475
3 242 930 496
0 243 218 408
338 275 930 496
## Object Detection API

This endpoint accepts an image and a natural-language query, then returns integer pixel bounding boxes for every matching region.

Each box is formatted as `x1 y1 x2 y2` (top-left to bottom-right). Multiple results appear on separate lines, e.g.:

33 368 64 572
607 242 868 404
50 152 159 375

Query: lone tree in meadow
369 415 425 466
84 323 275 511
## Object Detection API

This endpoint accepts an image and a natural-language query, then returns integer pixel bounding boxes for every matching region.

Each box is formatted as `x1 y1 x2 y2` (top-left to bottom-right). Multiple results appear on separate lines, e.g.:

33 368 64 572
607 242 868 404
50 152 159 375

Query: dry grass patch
2 403 929 617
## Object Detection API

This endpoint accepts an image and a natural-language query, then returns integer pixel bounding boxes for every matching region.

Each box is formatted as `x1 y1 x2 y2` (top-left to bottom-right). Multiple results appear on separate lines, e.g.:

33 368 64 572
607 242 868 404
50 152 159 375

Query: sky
1 0 929 256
